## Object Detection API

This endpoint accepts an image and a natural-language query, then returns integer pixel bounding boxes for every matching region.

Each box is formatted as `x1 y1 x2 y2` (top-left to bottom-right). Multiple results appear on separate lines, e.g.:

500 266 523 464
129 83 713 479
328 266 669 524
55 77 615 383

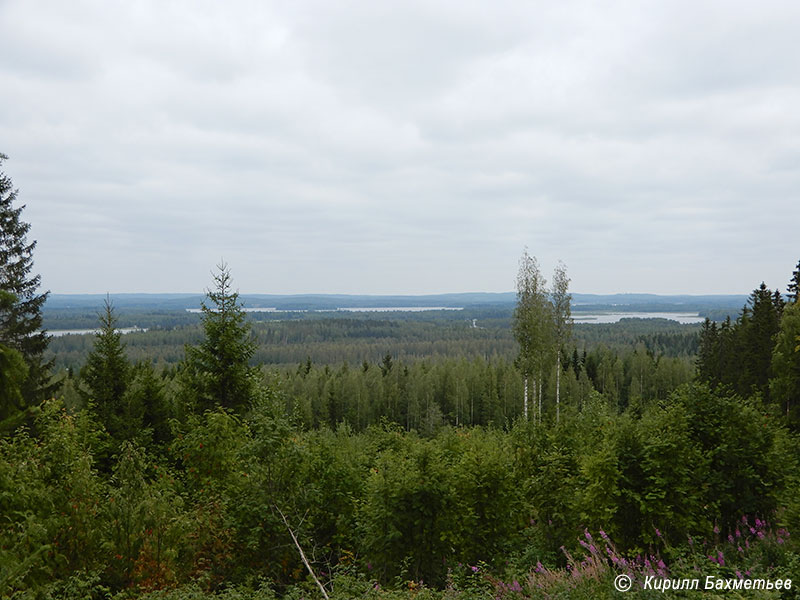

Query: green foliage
770 301 800 424
0 399 106 596
788 258 800 304
0 153 54 403
6 255 800 597
0 332 29 429
80 299 132 444
697 282 786 405
182 264 257 414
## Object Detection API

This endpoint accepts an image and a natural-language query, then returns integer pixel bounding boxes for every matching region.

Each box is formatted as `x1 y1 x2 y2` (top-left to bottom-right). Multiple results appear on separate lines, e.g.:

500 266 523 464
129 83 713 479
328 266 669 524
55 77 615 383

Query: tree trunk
523 376 528 421
556 354 561 424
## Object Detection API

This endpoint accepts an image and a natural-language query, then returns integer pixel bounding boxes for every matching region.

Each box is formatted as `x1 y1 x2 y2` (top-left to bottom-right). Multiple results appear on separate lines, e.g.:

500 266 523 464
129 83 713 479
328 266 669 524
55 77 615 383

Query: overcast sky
1 1 798 295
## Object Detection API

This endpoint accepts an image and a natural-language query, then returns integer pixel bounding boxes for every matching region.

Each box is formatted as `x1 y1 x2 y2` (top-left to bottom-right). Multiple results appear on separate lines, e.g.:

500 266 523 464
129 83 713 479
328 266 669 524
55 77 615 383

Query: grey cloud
1 0 798 294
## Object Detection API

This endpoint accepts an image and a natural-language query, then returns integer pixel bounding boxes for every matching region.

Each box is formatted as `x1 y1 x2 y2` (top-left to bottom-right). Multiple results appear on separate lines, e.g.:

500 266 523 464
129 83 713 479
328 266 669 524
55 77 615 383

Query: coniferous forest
3 154 800 598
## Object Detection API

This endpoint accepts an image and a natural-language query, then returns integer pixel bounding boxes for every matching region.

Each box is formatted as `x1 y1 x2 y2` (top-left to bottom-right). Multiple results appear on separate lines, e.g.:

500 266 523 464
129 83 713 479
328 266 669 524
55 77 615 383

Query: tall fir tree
739 283 783 397
0 289 29 432
788 259 800 304
696 318 719 385
182 262 257 413
0 153 54 403
80 298 131 439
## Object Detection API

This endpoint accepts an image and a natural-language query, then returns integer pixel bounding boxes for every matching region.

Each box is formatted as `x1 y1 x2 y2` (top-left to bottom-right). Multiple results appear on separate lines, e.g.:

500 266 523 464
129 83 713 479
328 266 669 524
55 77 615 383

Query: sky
1 0 798 296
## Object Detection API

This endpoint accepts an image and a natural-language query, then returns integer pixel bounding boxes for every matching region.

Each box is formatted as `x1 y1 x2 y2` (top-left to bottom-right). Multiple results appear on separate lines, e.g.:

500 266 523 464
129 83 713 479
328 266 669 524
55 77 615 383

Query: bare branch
275 506 330 600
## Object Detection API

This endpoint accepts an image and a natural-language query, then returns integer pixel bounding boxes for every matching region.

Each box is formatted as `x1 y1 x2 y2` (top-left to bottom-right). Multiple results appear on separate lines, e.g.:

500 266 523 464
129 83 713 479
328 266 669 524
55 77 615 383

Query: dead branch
275 506 330 600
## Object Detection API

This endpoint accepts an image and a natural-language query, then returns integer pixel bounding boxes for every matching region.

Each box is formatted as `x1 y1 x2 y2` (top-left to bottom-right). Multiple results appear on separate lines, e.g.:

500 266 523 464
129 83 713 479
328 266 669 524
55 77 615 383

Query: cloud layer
1 0 798 294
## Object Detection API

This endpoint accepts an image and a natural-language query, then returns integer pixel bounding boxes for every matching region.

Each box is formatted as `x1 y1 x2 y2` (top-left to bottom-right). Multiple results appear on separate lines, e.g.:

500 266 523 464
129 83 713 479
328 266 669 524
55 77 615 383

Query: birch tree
513 250 551 423
551 261 572 423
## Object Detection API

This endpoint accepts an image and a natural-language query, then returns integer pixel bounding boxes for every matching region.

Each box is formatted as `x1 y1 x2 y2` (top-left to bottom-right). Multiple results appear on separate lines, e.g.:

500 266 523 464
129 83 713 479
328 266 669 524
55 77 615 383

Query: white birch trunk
523 376 528 421
556 354 561 424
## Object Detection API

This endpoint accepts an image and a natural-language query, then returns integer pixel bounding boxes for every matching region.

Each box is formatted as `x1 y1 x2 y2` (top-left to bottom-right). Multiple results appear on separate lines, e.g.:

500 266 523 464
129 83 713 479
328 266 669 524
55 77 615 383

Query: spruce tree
696 318 719 385
0 290 29 432
739 283 782 397
0 153 54 403
182 263 257 413
788 259 800 304
80 298 131 439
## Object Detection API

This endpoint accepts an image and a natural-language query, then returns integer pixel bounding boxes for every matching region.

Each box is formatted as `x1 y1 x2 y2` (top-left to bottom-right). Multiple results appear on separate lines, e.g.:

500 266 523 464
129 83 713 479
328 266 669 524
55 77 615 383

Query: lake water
49 327 148 337
572 312 704 324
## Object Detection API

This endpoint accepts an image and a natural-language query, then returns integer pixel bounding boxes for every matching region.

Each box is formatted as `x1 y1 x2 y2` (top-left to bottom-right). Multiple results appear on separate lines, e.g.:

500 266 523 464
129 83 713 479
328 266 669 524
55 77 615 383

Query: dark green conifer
80 298 131 438
0 153 54 403
788 259 800 304
182 263 257 413
739 283 782 397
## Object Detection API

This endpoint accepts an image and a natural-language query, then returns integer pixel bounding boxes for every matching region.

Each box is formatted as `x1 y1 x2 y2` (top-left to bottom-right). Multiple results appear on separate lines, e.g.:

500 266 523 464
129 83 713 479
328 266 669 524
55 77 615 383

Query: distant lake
49 327 147 337
573 312 704 324
186 306 464 313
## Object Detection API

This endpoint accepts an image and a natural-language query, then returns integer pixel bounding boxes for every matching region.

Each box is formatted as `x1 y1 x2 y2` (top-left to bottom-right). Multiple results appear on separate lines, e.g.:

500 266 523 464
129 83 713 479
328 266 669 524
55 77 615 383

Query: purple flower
717 551 725 566
735 571 743 580
655 528 662 538
735 528 741 538
584 529 593 542
728 534 734 544
713 524 720 534
600 529 609 541
737 546 743 553
471 565 479 573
